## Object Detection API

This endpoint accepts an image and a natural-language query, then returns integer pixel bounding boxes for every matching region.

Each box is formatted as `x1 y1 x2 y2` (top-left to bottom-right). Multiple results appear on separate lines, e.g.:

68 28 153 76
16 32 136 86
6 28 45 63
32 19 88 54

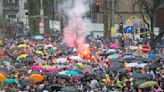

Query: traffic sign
39 22 44 28
142 45 151 54
125 26 133 33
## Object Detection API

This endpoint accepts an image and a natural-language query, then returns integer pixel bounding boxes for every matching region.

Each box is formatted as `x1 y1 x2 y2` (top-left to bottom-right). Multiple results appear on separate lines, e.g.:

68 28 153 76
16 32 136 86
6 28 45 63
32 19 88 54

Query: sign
39 27 44 34
142 45 151 54
39 22 44 28
39 22 44 34
125 26 133 33
111 27 116 35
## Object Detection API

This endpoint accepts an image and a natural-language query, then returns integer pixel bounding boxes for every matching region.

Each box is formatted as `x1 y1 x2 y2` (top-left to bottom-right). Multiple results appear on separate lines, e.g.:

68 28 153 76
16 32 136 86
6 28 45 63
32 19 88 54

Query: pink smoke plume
61 0 90 56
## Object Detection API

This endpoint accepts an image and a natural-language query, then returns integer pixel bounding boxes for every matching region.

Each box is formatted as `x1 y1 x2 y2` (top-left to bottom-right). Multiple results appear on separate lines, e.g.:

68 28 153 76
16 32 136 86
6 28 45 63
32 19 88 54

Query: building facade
0 0 3 16
3 0 19 23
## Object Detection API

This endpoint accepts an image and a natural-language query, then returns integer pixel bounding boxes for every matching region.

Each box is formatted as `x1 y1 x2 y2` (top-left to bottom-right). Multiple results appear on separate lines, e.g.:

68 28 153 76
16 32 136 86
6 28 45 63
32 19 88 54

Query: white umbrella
139 63 148 68
107 49 116 53
129 46 138 50
127 63 140 67
56 58 67 63
69 56 82 60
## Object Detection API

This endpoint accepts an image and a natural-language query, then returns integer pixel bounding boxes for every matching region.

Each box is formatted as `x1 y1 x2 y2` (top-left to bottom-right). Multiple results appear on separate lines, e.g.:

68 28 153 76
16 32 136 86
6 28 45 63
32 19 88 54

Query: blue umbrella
148 54 157 59
65 71 79 76
123 55 135 60
2 61 10 66
4 79 18 84
34 35 44 40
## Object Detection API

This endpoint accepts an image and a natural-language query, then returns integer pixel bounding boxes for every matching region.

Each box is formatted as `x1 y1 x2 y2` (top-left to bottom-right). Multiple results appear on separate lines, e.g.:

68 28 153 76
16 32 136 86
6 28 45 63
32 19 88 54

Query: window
24 2 28 9
12 0 16 3
8 0 16 3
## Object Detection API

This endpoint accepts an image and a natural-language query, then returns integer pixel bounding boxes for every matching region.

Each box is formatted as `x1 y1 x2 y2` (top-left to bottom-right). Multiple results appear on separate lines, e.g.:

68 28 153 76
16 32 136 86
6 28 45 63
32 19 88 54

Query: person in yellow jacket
116 79 123 91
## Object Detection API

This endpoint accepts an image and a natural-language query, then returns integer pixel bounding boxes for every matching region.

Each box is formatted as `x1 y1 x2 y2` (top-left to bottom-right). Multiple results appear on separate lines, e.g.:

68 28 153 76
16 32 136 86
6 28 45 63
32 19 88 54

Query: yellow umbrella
0 73 6 82
77 63 83 68
17 44 27 48
35 51 44 56
139 81 158 88
17 54 28 59
28 74 44 83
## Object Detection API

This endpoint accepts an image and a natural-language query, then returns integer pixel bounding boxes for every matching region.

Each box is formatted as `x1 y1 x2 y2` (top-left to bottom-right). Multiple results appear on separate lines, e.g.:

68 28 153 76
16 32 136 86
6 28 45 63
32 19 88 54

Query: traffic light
120 36 125 48
96 2 100 12
140 28 147 38
119 22 123 33
25 12 28 15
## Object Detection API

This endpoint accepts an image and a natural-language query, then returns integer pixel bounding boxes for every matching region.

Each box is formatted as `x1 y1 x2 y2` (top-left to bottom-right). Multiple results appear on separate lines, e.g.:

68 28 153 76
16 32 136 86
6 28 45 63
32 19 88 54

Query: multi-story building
3 0 28 25
17 0 28 25
0 0 3 16
3 0 19 23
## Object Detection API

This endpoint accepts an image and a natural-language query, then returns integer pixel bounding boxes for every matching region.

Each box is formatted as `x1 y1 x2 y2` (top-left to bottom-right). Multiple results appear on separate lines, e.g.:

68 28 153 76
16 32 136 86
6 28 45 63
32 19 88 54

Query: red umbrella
46 67 58 72
0 50 4 55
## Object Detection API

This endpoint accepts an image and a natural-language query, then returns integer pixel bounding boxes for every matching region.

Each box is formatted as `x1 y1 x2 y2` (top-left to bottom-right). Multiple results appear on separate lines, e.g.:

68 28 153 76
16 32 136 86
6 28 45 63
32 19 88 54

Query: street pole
112 0 115 26
40 0 44 34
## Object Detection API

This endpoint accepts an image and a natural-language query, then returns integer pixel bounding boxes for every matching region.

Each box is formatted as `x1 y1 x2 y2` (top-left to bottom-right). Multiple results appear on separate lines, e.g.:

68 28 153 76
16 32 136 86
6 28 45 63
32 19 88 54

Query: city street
0 0 164 92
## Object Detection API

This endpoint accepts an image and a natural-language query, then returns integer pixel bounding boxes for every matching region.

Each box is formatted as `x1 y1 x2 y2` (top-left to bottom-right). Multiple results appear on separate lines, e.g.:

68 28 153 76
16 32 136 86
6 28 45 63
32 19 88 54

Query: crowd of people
0 33 163 92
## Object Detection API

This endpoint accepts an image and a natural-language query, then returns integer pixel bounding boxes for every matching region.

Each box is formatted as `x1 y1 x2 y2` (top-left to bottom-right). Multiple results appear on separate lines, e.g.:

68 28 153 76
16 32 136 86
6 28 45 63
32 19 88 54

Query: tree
27 0 52 35
136 0 164 49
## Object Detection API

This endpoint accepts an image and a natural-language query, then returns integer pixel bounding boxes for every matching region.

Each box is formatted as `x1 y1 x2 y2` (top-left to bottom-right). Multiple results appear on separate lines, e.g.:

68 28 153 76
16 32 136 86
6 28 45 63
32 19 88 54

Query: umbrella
28 74 44 83
47 49 56 54
107 49 116 53
2 61 10 66
4 79 18 84
56 58 67 63
19 51 29 55
45 72 58 77
139 81 158 88
46 67 58 72
42 65 52 69
31 66 44 71
109 43 120 49
36 44 44 47
61 86 78 92
65 71 79 76
51 85 63 92
69 56 82 60
0 50 4 55
35 51 44 56
17 54 28 59
0 73 6 82
123 55 136 60
148 54 157 59
126 63 139 67
34 35 44 40
131 73 153 80
133 80 144 88
17 44 27 48
108 54 119 60
143 58 155 62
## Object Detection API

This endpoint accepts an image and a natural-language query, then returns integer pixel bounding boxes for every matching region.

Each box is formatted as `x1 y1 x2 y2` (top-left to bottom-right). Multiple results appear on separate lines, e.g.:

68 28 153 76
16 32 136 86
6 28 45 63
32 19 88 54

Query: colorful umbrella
17 44 27 48
34 35 44 40
139 81 158 88
17 54 28 59
108 54 119 59
35 51 44 56
42 65 52 69
65 71 79 76
46 67 58 72
0 50 4 55
28 74 44 83
4 79 18 84
31 66 44 71
0 73 6 82
109 43 120 49
107 49 116 53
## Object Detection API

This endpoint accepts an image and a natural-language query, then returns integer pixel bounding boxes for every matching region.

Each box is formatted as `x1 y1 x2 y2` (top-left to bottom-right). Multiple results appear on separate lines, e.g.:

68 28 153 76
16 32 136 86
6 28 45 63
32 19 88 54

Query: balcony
3 5 19 11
